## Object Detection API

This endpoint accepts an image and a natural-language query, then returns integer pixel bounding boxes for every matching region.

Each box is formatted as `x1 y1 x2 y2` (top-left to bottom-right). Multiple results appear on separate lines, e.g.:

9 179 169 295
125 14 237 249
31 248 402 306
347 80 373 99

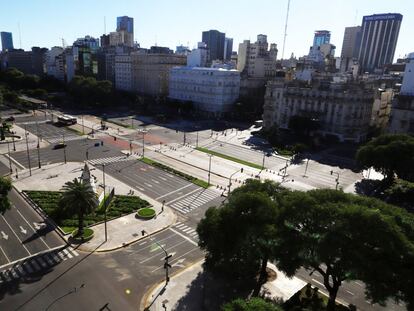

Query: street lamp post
7 141 12 174
102 164 107 242
207 154 213 186
63 133 67 164
154 241 172 285
129 140 133 155
12 134 16 151
330 170 340 190
196 130 199 148
24 125 32 176
262 152 266 170
183 132 186 145
142 131 147 157
81 115 85 135
303 159 310 177
45 283 85 311
228 168 243 194
36 122 41 169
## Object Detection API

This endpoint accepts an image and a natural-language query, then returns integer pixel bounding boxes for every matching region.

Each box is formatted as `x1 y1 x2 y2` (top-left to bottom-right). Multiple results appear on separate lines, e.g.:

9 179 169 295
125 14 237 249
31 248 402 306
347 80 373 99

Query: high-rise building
100 34 110 48
357 13 403 73
224 37 233 61
117 16 134 46
73 36 99 51
1 32 14 52
340 26 361 72
313 30 331 47
202 30 225 62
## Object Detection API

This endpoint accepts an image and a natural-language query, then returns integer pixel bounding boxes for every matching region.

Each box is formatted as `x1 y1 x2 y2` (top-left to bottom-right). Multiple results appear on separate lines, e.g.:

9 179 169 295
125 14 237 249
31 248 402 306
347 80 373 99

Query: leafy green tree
197 186 279 293
0 89 4 106
356 134 414 182
60 178 98 238
274 189 414 311
264 124 280 146
222 297 282 311
0 177 12 213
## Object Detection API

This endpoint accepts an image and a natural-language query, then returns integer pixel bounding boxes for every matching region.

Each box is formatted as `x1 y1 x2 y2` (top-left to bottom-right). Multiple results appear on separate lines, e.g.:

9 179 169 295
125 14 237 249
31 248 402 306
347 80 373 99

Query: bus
57 115 77 125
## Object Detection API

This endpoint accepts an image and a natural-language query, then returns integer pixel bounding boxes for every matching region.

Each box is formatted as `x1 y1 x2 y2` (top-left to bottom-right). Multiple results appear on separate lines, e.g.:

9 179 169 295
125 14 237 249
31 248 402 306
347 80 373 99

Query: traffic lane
0 252 138 311
9 188 64 249
295 269 404 311
0 160 10 176
14 115 48 124
0 215 30 264
22 122 77 140
120 229 202 274
105 160 197 200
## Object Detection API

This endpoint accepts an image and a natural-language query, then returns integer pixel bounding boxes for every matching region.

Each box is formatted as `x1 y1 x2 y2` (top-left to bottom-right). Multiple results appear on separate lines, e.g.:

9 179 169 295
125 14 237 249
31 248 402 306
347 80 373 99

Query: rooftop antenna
104 16 106 34
18 22 22 49
281 0 291 60
354 10 358 25
155 35 157 46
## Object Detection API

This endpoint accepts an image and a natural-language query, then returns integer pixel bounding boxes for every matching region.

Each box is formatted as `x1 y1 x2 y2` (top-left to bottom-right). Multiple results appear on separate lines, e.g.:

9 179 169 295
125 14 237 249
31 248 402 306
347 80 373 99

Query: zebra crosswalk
87 155 132 166
47 135 83 143
167 188 221 214
172 222 198 240
0 247 80 283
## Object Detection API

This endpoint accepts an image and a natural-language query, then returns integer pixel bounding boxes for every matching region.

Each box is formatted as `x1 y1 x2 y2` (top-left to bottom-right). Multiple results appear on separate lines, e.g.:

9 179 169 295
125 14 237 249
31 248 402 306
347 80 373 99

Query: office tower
202 29 225 62
357 13 403 73
313 30 331 47
116 16 134 46
340 26 361 72
224 37 233 61
100 34 110 48
1 32 14 51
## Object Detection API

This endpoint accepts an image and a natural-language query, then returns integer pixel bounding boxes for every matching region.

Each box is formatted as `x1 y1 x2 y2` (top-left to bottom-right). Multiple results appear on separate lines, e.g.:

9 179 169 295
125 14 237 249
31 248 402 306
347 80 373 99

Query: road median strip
195 147 263 170
139 157 209 189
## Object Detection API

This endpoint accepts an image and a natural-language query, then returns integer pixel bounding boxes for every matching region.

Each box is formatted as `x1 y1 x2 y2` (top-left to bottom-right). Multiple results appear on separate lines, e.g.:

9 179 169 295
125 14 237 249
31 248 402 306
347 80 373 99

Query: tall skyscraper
357 13 403 73
202 30 225 62
116 16 134 47
340 26 361 72
1 32 14 52
224 37 233 61
313 30 331 47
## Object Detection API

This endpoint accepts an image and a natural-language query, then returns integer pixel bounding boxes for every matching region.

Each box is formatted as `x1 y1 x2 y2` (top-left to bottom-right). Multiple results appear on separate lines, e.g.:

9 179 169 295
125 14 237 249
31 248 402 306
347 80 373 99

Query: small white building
169 67 240 115
46 47 65 81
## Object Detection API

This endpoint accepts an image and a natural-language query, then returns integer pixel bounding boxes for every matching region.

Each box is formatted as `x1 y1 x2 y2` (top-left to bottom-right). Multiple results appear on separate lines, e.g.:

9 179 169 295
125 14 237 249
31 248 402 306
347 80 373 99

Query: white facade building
187 47 208 67
114 54 132 91
169 67 240 115
46 47 65 81
401 52 414 96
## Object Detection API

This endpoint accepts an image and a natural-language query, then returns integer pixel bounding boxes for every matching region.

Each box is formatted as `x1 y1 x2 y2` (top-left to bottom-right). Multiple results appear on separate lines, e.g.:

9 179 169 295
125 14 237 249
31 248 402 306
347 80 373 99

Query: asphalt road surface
18 122 82 144
10 139 123 168
0 189 64 268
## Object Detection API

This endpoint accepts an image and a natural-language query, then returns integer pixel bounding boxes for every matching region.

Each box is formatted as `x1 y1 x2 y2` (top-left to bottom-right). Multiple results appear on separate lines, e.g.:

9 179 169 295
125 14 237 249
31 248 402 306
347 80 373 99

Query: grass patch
71 228 94 241
66 126 84 136
140 157 209 188
275 148 294 157
107 119 133 129
195 147 263 170
25 191 151 231
136 207 156 219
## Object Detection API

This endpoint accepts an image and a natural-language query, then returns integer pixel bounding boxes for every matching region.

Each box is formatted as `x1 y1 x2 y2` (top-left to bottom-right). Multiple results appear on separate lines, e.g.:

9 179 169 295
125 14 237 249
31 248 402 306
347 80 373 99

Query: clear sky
1 0 413 60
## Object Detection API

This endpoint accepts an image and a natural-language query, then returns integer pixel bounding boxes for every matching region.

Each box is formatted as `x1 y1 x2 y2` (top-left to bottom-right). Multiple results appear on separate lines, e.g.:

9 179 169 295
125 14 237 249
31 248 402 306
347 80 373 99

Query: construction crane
281 0 291 60
61 38 67 48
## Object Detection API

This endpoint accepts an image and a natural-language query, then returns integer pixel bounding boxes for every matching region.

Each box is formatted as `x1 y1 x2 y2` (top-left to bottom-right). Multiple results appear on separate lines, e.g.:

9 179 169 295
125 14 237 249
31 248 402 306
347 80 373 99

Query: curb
140 258 204 311
5 153 26 170
82 213 177 253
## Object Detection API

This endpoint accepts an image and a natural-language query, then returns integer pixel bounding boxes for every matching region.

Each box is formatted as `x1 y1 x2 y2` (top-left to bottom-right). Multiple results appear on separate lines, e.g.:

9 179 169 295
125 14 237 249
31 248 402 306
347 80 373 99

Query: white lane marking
138 241 147 246
151 247 199 273
149 244 166 254
355 281 363 287
159 177 167 181
144 183 153 188
151 179 160 184
0 246 10 262
155 183 194 201
169 228 198 247
140 240 188 264
19 226 27 234
311 278 325 287
128 234 177 256
0 215 31 255
346 290 355 296
71 249 79 257
175 223 186 229
182 227 194 233
0 231 8 240
165 188 202 205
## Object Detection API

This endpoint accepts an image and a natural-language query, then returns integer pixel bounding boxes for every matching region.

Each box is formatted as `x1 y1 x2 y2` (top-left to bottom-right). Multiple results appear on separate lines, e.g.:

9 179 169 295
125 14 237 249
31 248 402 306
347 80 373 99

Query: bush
136 207 156 219
71 228 94 241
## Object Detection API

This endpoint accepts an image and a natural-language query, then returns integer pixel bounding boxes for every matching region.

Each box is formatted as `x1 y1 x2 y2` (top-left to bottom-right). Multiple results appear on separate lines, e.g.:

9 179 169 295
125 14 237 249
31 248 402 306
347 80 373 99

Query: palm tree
60 178 97 239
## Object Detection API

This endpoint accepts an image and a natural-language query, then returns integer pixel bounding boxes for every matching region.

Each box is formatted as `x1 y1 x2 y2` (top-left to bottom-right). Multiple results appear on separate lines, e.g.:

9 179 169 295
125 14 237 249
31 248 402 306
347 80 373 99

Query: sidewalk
143 261 306 311
12 161 176 252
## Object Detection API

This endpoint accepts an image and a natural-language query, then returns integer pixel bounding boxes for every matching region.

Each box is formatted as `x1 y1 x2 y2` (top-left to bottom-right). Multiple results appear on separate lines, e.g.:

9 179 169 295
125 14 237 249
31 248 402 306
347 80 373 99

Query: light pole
129 140 133 155
45 283 85 311
303 159 310 177
24 125 32 176
183 132 186 145
12 134 16 151
142 130 147 157
207 154 213 186
63 133 67 164
228 168 243 194
102 164 107 242
262 152 266 170
81 115 85 135
7 141 12 174
154 241 172 285
330 170 340 190
36 121 41 169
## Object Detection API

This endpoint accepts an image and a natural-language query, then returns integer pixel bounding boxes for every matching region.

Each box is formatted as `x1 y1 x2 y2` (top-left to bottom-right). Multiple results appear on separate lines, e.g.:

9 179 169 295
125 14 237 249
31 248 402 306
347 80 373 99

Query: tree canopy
197 180 281 292
68 75 113 107
221 297 282 311
356 134 414 182
288 115 320 137
0 177 12 214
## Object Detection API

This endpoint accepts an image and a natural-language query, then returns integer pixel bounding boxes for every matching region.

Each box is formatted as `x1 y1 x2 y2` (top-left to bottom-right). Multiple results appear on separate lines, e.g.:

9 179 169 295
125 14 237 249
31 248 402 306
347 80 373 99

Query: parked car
53 143 66 149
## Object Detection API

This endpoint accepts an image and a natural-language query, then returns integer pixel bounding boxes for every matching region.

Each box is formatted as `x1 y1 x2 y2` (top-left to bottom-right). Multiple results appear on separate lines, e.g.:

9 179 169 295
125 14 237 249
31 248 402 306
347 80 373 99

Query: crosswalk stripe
70 248 79 257
175 223 185 229
62 249 73 259
55 251 66 260
182 227 194 233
